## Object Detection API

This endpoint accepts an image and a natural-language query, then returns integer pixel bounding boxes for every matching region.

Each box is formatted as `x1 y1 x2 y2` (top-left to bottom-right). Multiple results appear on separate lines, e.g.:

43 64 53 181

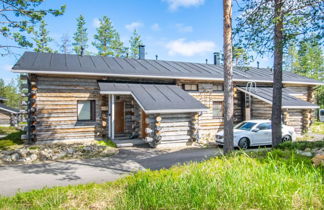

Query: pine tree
112 32 127 57
0 0 65 56
92 16 116 56
234 0 323 146
285 39 324 108
32 20 54 53
73 15 88 55
223 0 234 154
129 29 143 58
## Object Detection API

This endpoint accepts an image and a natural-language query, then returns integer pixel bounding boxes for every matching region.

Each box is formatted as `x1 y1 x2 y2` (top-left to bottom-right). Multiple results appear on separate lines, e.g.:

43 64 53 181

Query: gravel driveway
0 146 221 196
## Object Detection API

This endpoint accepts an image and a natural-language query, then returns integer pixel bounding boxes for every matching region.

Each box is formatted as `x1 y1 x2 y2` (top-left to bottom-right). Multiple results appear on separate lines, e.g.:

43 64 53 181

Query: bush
0 130 24 150
97 139 117 148
276 140 324 151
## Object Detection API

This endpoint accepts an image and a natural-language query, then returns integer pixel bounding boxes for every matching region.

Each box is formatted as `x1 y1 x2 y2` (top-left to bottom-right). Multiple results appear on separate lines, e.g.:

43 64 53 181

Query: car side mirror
252 128 260 132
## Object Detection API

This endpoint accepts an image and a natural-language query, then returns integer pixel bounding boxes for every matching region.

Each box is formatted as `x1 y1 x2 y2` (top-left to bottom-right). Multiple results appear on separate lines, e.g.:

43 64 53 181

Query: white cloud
163 0 204 10
151 23 161 31
175 24 193 33
166 39 215 56
92 18 100 28
125 21 143 31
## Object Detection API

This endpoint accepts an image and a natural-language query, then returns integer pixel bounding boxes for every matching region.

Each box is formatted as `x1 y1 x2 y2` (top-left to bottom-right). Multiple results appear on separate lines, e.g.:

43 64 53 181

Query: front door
114 101 124 134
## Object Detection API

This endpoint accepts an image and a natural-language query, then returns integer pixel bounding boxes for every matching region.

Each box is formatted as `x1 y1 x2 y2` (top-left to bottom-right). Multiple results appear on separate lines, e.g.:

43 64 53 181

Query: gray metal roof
12 52 323 85
98 82 208 113
0 103 20 113
237 87 319 109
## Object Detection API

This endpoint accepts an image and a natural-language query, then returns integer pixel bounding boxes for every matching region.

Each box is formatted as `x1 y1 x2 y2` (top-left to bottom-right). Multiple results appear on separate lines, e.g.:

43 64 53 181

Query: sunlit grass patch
0 146 322 209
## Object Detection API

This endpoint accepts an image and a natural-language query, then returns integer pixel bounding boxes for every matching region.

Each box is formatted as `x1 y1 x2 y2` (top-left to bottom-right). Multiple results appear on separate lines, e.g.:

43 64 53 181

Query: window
212 101 223 118
213 84 224 92
257 123 271 130
77 100 96 121
183 84 198 91
235 122 257 131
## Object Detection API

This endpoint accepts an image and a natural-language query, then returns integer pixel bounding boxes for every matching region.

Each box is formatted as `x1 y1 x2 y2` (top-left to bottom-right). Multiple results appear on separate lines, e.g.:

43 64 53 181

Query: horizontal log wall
287 109 303 134
251 98 272 120
176 81 226 141
284 86 308 101
145 113 193 146
0 110 11 126
35 76 102 143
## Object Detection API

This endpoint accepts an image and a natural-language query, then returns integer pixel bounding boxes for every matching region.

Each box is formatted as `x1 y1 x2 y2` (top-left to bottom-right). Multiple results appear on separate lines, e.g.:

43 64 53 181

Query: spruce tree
73 15 88 55
32 20 54 53
129 29 143 58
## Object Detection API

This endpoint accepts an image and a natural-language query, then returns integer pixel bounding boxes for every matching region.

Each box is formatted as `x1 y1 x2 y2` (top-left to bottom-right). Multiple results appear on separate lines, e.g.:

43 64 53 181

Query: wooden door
114 101 124 134
141 110 148 138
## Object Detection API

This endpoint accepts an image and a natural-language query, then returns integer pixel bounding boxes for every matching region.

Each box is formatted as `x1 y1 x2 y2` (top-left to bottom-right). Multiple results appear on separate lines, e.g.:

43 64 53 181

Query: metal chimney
213 52 220 65
139 45 145 59
257 61 260 69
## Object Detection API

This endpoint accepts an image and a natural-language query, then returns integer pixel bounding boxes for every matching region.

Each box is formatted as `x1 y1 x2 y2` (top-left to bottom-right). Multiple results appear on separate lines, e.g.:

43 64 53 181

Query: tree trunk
272 0 284 147
223 0 234 154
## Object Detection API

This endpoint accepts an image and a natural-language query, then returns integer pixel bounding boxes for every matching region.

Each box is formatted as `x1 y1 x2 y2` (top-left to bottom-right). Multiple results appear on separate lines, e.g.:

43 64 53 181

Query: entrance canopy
237 87 319 109
99 82 208 114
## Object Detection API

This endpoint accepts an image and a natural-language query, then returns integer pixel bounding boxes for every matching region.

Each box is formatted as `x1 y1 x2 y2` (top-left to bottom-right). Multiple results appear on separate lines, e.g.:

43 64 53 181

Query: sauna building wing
12 51 322 147
0 97 20 127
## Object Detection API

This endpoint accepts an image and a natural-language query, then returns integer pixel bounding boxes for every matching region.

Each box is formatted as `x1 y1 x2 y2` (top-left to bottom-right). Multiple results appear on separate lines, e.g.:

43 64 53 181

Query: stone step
113 139 147 148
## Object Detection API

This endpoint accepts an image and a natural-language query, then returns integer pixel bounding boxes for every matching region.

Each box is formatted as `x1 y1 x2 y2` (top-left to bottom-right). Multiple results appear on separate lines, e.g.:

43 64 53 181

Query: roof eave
12 69 323 85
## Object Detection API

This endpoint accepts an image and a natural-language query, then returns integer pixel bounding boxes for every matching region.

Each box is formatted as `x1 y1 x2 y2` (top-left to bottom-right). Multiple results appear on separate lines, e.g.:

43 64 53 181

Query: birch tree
59 34 72 54
234 0 323 147
223 0 234 154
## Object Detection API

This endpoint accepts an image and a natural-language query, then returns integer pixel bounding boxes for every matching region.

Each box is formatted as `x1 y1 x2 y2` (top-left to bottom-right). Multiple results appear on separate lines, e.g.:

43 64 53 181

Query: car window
235 122 257 131
257 123 271 130
320 110 324 116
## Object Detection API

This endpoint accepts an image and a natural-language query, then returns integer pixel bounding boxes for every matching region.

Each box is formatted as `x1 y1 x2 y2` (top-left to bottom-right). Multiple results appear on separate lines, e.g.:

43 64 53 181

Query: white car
215 120 296 149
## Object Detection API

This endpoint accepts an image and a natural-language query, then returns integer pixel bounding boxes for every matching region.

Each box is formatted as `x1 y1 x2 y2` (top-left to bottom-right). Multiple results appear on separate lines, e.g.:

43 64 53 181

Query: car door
254 123 272 145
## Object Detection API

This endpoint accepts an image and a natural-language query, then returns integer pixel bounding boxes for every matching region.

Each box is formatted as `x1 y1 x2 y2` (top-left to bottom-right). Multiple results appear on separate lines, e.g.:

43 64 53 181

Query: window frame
256 122 271 130
213 84 224 92
77 100 96 121
182 84 199 91
212 101 224 119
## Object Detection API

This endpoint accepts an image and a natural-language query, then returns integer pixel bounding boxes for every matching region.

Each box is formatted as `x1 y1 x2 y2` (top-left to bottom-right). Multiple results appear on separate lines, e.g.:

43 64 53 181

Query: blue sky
0 0 271 83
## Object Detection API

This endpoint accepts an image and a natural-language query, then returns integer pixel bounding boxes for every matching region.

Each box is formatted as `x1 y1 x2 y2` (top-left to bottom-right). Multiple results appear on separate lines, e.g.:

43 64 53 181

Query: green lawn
0 142 323 209
0 127 24 150
311 121 324 135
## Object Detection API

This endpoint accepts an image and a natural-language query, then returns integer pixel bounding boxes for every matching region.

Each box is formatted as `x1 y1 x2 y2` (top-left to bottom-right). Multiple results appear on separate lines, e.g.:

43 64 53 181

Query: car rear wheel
238 137 250 149
281 135 292 143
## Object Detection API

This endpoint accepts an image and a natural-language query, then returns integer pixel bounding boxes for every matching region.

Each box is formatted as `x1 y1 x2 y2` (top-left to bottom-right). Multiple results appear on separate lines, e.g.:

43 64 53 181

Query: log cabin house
0 97 20 127
12 49 322 147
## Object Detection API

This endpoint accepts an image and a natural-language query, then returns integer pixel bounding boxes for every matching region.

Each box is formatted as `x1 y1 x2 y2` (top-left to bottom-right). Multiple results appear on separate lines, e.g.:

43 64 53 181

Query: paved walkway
0 147 221 196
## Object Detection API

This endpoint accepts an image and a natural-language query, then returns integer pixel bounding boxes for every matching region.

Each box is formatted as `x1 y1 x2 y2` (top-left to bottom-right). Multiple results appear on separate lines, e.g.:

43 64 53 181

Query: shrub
276 140 324 151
